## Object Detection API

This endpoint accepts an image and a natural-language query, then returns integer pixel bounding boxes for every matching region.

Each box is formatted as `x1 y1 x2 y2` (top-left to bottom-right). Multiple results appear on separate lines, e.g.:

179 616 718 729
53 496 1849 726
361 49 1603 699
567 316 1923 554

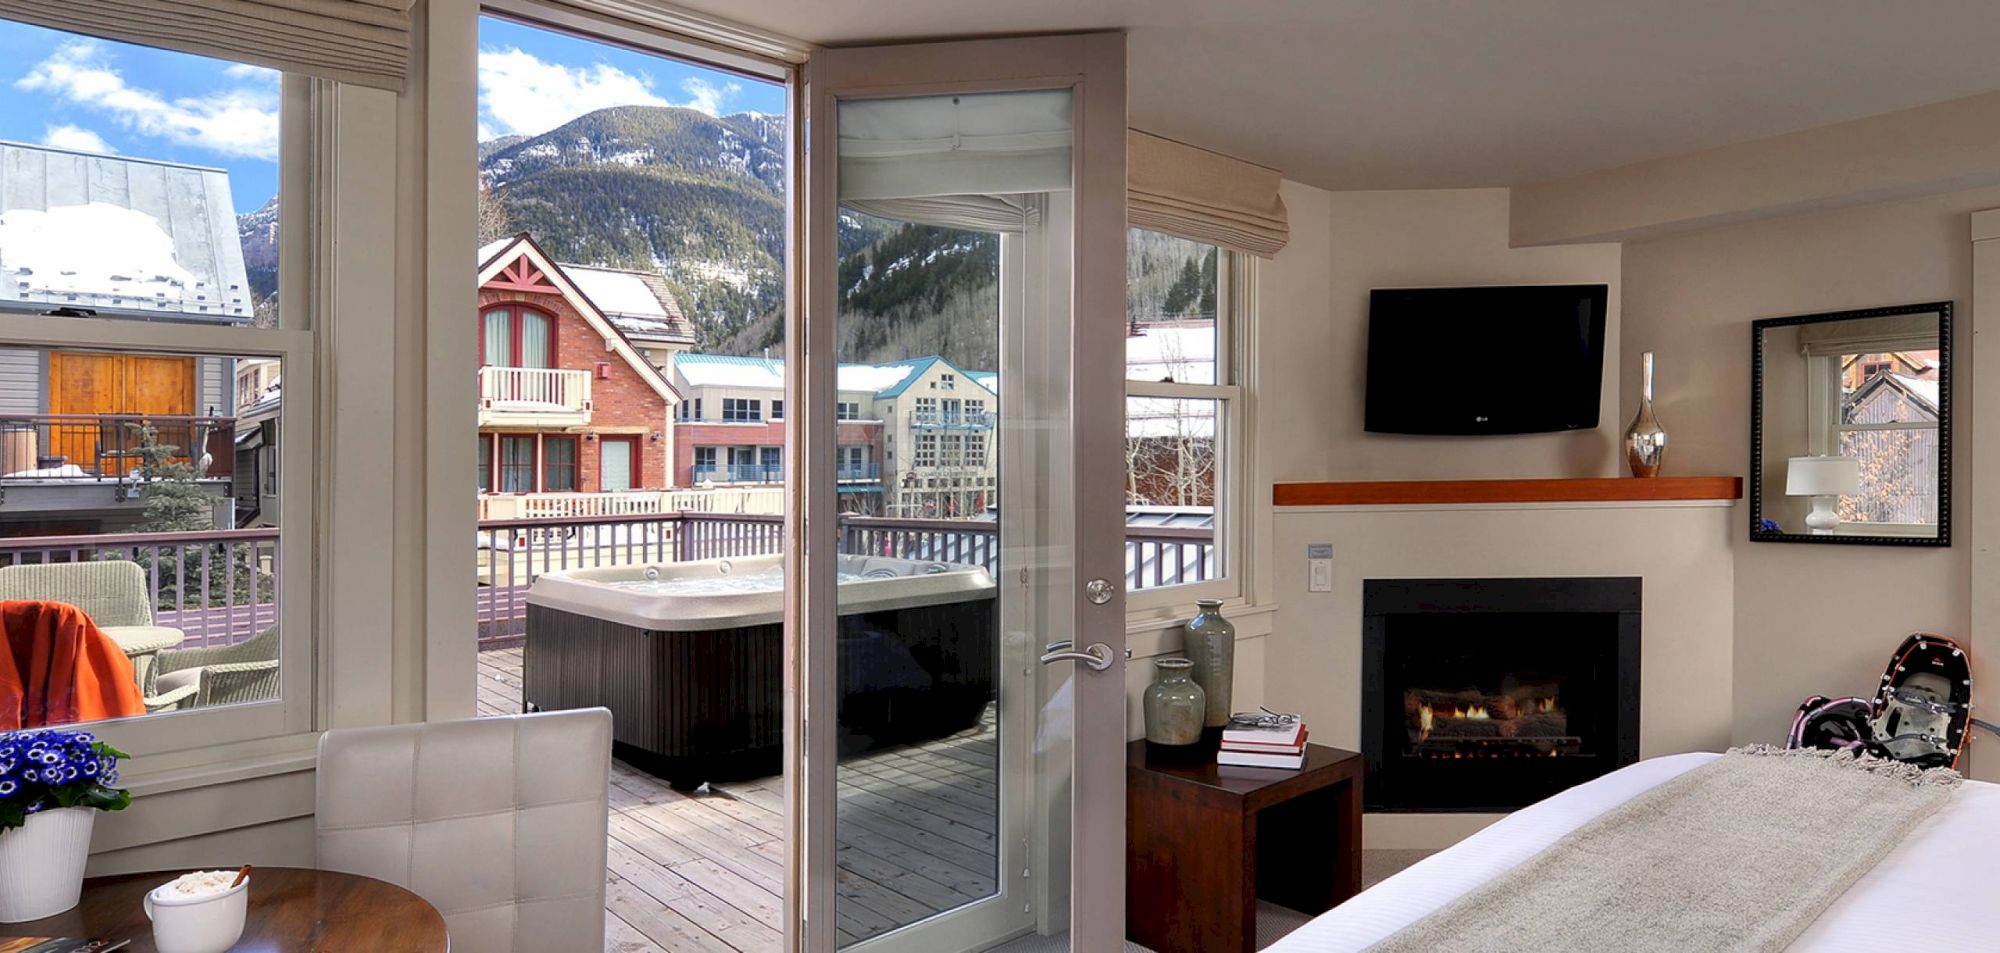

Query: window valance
1797 313 1941 357
1128 130 1289 258
0 0 415 90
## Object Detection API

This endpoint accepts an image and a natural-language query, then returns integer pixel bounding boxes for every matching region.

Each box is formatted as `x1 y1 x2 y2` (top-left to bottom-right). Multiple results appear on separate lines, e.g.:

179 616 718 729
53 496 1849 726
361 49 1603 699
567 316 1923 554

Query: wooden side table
1126 740 1362 953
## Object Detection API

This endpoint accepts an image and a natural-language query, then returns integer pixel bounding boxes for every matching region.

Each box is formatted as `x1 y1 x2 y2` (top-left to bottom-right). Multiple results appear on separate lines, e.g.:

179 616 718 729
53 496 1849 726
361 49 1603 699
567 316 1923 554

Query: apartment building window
940 433 963 467
839 447 866 475
966 433 987 467
724 398 763 421
694 446 717 479
966 398 988 424
771 400 784 419
939 373 956 389
942 399 962 424
478 435 492 491
680 398 703 421
543 436 579 492
1126 228 1246 606
837 401 862 420
915 397 938 423
914 433 938 467
760 446 782 480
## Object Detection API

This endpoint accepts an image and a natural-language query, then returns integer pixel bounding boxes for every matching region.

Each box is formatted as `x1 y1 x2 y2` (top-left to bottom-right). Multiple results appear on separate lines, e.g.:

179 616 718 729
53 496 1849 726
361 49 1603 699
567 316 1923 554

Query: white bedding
1270 752 2000 952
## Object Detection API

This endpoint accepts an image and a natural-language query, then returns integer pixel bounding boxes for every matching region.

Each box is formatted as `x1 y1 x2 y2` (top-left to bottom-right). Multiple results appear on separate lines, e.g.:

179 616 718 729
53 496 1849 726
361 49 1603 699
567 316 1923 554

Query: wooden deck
478 646 1000 953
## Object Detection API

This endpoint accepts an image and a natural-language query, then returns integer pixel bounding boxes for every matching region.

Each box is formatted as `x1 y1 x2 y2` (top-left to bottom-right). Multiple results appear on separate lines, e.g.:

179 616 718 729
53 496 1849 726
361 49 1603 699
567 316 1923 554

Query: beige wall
1315 188 1624 481
1620 184 1995 779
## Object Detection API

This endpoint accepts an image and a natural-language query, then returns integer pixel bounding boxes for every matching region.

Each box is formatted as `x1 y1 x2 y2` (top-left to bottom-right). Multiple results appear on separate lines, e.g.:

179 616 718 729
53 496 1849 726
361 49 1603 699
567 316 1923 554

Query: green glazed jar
1183 599 1235 728
1143 657 1206 746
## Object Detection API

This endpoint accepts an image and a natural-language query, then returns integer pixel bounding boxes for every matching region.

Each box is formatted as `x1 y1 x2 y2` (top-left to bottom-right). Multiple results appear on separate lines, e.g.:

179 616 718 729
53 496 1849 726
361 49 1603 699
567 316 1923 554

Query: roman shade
1129 129 1289 257
0 0 417 91
838 90 1073 201
1796 313 1941 357
842 195 1040 235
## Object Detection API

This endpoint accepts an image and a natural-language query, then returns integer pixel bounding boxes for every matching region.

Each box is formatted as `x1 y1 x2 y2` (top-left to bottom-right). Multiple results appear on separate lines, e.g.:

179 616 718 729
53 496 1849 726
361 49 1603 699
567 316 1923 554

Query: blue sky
479 17 784 142
0 18 783 216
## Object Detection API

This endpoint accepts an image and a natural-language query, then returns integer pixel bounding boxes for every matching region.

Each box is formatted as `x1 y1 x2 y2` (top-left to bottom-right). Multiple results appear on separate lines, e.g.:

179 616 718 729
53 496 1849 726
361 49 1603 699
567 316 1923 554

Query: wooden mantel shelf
1273 476 1744 507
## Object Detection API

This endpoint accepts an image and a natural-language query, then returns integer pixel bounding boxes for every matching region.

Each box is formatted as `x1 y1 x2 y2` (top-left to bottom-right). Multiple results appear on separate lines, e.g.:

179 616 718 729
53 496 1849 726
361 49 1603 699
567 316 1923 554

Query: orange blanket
0 599 146 730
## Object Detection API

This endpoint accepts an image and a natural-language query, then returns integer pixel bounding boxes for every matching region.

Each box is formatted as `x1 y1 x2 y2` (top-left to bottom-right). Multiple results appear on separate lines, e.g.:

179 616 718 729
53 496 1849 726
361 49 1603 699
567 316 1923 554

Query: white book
1216 748 1306 770
1221 712 1305 747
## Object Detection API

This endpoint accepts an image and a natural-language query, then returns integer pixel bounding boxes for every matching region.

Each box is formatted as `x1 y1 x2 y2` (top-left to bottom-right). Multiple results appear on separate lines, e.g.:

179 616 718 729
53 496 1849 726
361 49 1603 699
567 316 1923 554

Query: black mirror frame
1749 301 1952 547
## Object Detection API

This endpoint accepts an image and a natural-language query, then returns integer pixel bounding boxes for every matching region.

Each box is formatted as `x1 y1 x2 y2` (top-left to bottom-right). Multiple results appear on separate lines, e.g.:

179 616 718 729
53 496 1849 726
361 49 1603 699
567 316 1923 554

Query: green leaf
0 802 24 833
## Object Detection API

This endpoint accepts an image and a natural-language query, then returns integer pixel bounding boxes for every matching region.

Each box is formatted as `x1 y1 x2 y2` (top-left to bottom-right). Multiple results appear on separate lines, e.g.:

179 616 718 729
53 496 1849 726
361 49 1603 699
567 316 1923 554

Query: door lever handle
1038 641 1115 672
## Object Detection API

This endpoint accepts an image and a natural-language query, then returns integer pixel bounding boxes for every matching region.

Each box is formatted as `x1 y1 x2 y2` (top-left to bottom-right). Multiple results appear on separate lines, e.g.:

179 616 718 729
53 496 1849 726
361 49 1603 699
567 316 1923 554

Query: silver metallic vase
1624 351 1668 478
1182 599 1236 728
1143 658 1206 746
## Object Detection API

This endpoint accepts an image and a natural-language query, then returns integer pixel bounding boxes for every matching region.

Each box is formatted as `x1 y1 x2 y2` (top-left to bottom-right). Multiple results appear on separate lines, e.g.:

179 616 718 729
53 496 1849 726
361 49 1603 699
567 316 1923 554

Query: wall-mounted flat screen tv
1364 284 1609 435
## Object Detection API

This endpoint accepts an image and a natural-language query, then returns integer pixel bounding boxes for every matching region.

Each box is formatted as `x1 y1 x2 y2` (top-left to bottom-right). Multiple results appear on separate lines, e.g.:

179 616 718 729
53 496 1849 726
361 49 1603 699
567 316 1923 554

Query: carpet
1362 746 1961 953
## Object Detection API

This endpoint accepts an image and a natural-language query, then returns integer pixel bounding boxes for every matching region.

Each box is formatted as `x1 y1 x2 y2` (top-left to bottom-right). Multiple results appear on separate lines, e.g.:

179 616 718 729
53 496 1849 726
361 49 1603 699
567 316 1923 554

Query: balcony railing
478 487 785 520
0 415 235 484
909 411 993 429
691 462 880 484
478 366 592 420
474 510 1214 644
0 527 279 648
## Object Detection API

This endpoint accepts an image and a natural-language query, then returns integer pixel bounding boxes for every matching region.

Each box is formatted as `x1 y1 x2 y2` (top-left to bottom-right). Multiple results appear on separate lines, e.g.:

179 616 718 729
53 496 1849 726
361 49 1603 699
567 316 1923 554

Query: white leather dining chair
315 708 612 953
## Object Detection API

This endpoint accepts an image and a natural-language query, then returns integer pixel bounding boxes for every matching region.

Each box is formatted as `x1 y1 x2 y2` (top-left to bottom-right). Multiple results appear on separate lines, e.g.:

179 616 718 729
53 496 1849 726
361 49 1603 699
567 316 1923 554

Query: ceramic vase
1182 599 1236 728
0 806 95 922
1143 658 1206 747
1624 351 1668 478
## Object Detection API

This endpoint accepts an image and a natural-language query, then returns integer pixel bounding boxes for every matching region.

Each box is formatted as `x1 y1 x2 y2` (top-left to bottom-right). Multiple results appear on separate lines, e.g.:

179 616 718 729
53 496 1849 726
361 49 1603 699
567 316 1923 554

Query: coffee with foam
158 870 239 898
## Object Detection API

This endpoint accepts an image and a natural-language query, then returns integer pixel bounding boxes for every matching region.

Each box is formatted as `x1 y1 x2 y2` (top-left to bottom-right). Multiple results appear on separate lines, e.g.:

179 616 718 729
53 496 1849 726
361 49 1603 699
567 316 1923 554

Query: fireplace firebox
1362 577 1640 812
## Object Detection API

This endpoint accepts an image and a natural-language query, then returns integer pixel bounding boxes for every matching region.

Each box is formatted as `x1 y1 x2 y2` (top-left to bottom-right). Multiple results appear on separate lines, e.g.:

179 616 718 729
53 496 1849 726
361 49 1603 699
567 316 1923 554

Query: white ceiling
676 0 2000 190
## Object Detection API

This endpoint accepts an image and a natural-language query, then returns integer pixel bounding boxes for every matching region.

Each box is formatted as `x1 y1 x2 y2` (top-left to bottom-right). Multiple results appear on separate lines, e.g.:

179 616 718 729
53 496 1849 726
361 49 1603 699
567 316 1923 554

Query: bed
1268 752 2000 952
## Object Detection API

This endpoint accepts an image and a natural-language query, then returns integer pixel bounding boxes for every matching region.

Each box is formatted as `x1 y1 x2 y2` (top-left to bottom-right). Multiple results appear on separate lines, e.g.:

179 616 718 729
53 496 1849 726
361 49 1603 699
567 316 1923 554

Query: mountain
235 103 1214 367
236 195 280 327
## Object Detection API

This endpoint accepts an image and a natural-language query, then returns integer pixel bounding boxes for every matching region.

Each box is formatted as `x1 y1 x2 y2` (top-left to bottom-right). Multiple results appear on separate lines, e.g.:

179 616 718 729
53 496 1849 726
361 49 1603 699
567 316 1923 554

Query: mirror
1751 302 1951 545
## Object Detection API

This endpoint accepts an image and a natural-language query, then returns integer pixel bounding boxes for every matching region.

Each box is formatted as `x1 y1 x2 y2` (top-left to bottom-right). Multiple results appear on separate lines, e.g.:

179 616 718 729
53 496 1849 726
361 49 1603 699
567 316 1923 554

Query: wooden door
48 352 196 476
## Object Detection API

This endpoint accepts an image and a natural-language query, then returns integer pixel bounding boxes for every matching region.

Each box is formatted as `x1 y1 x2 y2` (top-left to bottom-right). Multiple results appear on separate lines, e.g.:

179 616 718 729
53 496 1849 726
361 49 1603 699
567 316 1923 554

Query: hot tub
524 554 997 788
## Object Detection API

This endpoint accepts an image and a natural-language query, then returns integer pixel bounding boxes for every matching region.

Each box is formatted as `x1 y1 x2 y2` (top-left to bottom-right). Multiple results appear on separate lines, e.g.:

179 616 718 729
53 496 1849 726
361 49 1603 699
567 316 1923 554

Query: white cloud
477 46 743 140
41 124 115 154
15 41 279 161
679 76 741 117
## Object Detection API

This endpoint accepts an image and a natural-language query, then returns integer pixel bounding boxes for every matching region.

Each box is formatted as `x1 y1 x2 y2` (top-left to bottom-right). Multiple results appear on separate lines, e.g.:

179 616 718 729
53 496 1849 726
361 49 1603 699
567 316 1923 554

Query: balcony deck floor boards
478 645 1000 953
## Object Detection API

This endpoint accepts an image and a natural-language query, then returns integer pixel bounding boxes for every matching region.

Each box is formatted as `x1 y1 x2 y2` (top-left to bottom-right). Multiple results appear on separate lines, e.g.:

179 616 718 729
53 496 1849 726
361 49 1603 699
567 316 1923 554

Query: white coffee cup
143 875 248 953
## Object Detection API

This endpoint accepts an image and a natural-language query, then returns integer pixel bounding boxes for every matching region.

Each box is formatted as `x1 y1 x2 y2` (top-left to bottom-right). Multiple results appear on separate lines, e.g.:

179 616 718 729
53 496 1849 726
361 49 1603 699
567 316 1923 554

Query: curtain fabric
0 0 417 90
1796 313 1942 357
1128 130 1289 258
842 195 1040 235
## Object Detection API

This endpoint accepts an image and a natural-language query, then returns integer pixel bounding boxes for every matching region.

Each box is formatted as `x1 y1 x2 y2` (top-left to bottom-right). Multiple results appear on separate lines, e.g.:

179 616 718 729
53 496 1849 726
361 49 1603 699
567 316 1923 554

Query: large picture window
0 19 316 743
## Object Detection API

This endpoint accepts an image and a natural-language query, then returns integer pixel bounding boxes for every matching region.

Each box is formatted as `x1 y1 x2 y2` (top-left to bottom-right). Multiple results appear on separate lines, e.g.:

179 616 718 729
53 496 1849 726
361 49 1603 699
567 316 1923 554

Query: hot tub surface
524 554 997 788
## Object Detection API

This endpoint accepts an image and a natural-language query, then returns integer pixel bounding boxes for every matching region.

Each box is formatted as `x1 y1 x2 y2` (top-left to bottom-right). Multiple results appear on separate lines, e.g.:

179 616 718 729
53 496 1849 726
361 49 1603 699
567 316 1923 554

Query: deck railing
0 415 235 482
0 527 279 647
475 511 1215 644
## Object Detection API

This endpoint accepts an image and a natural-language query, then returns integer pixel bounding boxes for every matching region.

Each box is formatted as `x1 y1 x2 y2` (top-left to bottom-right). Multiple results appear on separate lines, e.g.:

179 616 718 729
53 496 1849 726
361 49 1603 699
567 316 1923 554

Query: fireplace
1362 578 1641 812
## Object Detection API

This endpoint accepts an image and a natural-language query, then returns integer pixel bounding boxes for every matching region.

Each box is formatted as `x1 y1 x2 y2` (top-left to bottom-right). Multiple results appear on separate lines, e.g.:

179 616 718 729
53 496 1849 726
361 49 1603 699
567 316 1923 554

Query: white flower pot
0 807 96 922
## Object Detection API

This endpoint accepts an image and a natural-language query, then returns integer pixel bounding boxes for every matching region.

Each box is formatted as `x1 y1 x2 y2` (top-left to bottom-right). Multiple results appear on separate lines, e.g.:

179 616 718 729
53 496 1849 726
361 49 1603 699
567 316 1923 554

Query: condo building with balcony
668 352 997 517
474 235 687 512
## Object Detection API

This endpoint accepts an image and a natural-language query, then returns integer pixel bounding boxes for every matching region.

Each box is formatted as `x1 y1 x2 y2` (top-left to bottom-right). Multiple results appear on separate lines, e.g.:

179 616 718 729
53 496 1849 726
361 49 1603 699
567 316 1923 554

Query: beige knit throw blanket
1365 746 1961 953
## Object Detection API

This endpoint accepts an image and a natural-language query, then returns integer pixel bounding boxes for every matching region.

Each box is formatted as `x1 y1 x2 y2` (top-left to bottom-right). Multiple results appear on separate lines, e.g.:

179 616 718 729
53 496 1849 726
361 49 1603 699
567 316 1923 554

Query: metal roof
0 141 254 321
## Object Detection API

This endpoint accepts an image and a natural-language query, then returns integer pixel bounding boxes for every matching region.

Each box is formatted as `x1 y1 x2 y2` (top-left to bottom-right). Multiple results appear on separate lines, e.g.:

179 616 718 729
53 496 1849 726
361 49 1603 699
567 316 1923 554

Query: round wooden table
6 867 448 952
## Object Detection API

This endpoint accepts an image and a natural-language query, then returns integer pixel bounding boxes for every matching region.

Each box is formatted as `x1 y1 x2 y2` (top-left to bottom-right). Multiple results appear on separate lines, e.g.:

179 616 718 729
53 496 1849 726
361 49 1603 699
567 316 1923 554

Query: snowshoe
1788 695 1880 755
1869 633 1973 770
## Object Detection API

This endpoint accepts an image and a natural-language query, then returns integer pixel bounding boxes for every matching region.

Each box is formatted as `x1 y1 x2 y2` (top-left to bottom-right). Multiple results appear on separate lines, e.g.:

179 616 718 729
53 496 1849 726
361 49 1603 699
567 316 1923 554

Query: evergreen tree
1162 257 1204 316
119 424 270 611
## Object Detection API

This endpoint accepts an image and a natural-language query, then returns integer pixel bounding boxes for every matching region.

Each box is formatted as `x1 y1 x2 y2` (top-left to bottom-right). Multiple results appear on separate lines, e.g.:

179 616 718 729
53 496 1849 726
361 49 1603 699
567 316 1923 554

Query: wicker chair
0 561 184 690
141 628 280 712
144 625 280 713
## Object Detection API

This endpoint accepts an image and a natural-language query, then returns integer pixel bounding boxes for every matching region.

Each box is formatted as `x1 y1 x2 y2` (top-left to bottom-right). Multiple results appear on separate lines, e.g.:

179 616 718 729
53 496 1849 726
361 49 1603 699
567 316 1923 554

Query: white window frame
0 69 324 755
1806 346 1940 537
1124 240 1251 616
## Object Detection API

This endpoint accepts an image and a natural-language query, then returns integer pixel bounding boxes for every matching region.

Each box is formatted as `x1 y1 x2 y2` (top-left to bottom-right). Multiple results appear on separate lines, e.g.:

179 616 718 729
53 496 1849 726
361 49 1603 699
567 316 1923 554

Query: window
939 373 956 389
760 446 782 480
599 436 637 492
543 436 578 492
837 401 862 420
480 306 553 368
693 446 717 477
966 398 988 425
1125 228 1242 603
839 447 866 476
679 398 704 421
478 435 492 491
914 397 937 424
0 22 315 740
1815 349 1941 528
771 400 784 419
940 433 963 467
966 433 988 468
498 436 537 492
914 433 938 467
723 397 763 421
942 398 962 424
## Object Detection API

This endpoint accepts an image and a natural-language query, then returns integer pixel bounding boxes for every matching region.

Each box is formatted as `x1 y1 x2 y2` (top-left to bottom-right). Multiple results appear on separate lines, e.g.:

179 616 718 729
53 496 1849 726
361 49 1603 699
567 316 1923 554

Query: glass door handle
1038 641 1116 672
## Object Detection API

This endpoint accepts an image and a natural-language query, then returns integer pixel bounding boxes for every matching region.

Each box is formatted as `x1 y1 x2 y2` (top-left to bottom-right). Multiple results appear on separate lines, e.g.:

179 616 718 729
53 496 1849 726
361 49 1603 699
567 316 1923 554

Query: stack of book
1217 712 1308 769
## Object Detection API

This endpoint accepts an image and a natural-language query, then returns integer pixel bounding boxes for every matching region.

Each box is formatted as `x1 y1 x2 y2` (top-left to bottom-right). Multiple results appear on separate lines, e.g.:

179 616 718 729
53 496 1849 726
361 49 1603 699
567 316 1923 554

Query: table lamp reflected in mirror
1787 455 1861 535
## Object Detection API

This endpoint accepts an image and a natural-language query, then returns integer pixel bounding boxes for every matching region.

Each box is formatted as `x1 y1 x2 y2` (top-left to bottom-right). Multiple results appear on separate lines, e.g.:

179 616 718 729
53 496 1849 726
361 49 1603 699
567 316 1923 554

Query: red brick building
474 235 684 498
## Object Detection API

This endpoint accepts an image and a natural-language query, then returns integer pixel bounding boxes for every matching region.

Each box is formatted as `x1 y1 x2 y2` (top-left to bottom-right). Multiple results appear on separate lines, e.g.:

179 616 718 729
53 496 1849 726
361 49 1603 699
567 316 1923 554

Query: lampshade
1786 455 1861 496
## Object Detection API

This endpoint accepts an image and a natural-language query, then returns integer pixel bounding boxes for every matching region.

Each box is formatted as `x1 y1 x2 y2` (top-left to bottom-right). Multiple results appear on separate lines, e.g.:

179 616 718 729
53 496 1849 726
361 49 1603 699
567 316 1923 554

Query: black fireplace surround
1362 577 1641 813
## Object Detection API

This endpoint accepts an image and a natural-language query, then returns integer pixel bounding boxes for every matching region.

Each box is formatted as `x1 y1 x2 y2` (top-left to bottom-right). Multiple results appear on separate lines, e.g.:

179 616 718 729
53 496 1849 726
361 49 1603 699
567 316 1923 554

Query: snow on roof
564 264 694 342
477 237 513 267
673 352 992 398
0 142 253 321
1894 374 1940 409
839 362 920 393
1124 321 1216 385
